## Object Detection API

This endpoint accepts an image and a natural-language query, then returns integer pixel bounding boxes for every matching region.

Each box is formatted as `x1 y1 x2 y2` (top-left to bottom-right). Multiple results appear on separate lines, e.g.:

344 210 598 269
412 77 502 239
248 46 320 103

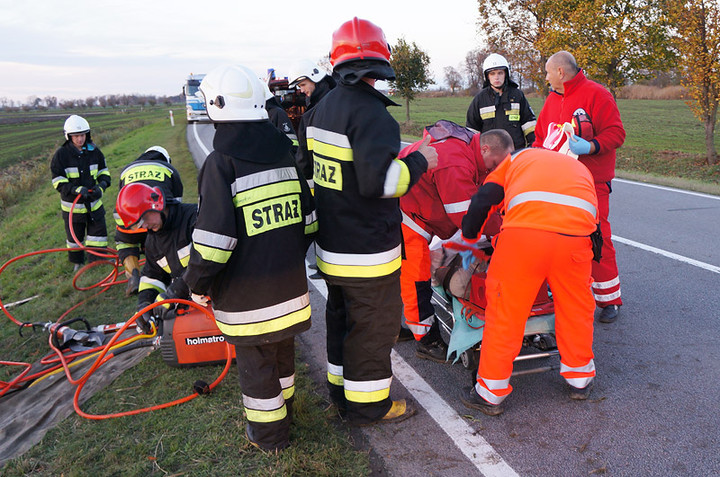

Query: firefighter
264 84 299 155
460 130 599 416
533 50 626 323
398 120 495 363
115 182 195 334
114 146 184 296
50 115 111 271
466 53 536 151
182 64 317 451
296 17 438 426
288 59 337 111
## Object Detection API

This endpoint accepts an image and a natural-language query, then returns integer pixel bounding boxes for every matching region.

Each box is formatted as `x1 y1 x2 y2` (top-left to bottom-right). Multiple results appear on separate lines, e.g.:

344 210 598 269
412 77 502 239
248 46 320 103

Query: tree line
0 93 183 112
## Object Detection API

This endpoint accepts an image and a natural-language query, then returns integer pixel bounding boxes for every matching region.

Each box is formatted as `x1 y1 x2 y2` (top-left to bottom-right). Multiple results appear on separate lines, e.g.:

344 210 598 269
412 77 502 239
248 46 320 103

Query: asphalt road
188 122 720 476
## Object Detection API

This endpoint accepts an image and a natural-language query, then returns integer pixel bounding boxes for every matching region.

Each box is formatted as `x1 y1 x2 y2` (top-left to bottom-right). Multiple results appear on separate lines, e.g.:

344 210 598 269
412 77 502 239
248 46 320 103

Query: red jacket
400 121 488 240
533 70 626 183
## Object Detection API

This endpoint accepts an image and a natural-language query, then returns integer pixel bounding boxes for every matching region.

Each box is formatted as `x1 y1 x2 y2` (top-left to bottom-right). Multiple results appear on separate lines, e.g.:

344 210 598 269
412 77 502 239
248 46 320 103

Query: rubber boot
124 256 141 296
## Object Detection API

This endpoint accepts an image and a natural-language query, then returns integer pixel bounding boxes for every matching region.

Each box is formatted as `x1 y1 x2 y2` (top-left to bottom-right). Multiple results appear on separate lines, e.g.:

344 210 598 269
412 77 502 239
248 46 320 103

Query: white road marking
613 235 720 274
614 178 720 200
307 262 518 477
192 122 211 156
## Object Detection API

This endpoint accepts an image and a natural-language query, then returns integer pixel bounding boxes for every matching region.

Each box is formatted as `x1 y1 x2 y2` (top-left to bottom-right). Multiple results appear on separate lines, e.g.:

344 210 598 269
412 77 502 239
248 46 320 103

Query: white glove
191 292 210 307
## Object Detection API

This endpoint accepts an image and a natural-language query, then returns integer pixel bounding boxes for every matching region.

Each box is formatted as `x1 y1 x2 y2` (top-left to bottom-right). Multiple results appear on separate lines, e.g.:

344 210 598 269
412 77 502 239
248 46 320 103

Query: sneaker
460 386 504 416
125 269 140 296
598 305 620 323
416 340 448 363
397 326 415 342
568 379 594 400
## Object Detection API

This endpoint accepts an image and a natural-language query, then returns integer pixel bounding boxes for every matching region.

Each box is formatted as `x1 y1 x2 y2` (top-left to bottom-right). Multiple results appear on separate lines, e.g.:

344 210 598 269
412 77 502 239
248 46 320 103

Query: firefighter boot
460 386 504 416
415 319 447 363
124 256 141 296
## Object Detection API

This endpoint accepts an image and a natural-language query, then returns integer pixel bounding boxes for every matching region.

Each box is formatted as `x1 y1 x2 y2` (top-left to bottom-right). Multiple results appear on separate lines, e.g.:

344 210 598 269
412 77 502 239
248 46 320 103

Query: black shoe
309 271 322 280
568 379 594 400
416 340 448 363
460 386 504 416
598 305 620 323
397 327 415 342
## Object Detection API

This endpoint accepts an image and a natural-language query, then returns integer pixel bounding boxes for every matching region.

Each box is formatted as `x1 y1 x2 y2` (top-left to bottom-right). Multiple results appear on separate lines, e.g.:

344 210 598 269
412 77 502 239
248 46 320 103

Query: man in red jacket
399 120 496 361
533 50 626 324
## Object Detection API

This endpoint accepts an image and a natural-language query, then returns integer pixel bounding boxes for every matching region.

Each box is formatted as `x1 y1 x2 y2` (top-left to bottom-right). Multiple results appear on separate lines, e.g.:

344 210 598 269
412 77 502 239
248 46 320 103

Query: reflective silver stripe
66 241 81 249
480 376 511 391
509 103 520 110
177 244 191 262
479 106 495 115
406 314 434 335
565 376 594 388
89 164 98 172
592 276 620 289
287 133 298 141
475 382 507 405
231 167 298 195
306 179 314 190
65 167 79 176
98 167 110 176
507 191 597 217
343 377 392 393
306 126 351 148
214 293 309 325
522 120 537 132
157 256 169 270
62 200 86 211
279 374 295 389
316 244 402 266
382 161 402 197
85 235 107 244
305 210 317 225
443 199 471 214
594 290 621 302
139 277 167 292
242 392 284 411
401 212 431 241
560 360 595 375
327 362 343 376
52 176 67 185
192 229 237 251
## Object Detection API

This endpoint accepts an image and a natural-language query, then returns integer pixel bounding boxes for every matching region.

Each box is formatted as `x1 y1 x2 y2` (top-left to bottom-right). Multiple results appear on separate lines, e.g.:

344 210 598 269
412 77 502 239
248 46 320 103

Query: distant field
389 95 720 192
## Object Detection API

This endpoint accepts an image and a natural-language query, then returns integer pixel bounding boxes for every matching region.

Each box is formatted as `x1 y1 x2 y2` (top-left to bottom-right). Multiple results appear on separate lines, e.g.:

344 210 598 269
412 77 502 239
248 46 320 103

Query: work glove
191 292 210 307
87 187 103 201
568 134 593 156
152 291 177 321
135 303 155 334
74 186 90 200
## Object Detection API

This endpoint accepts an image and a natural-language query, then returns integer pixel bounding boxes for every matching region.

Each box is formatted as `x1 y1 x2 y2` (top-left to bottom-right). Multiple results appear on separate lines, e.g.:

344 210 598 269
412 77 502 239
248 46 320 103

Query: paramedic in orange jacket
398 120 491 362
460 130 599 416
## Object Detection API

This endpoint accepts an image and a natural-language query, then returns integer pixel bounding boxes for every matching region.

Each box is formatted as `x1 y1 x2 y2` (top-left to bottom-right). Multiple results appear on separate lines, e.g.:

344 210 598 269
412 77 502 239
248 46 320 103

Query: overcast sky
0 0 482 103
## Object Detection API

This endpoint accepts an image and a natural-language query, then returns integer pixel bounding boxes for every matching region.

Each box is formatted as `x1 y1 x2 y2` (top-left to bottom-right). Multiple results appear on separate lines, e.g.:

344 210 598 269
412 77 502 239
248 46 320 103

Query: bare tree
444 66 464 94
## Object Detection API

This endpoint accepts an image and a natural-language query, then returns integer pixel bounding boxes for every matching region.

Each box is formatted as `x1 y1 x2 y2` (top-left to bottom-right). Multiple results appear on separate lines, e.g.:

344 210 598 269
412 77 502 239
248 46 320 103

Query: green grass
389 95 720 193
0 111 370 476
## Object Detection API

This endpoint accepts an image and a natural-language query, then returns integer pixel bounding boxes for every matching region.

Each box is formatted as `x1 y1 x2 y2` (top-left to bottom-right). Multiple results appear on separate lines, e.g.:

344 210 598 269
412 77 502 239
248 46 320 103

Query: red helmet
330 17 391 67
116 183 165 228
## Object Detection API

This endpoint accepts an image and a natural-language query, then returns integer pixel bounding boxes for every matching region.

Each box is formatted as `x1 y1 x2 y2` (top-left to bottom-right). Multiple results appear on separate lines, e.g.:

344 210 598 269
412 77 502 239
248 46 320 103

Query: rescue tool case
160 308 236 367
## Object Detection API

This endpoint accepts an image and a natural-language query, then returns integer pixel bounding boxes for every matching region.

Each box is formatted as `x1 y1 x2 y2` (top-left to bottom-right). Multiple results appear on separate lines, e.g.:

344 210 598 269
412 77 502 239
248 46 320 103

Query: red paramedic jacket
399 120 489 240
533 69 626 183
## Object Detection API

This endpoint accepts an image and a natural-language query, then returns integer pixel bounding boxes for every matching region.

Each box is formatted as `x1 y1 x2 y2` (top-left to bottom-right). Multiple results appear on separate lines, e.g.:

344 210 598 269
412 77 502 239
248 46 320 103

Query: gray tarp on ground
0 341 152 465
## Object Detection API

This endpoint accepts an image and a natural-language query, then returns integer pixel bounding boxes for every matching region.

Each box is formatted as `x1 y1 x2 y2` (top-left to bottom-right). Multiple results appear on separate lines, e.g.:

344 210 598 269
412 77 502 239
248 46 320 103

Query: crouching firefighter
115 182 196 334
50 115 111 270
114 146 184 296
182 64 317 451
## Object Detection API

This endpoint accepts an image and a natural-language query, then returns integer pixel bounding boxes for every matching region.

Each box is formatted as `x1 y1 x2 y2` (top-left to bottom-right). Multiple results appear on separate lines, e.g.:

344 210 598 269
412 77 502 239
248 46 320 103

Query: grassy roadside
389 96 720 195
0 113 370 476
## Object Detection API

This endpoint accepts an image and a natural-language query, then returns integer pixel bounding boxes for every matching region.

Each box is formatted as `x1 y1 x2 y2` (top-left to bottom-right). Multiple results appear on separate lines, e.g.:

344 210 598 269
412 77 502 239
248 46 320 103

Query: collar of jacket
335 79 399 108
554 68 587 97
212 121 292 164
308 76 337 109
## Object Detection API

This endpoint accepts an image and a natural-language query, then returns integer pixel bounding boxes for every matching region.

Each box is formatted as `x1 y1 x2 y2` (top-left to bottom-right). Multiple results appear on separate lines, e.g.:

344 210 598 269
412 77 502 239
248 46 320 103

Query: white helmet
482 53 510 75
64 115 90 140
199 64 268 122
145 145 171 163
288 59 327 88
263 83 274 101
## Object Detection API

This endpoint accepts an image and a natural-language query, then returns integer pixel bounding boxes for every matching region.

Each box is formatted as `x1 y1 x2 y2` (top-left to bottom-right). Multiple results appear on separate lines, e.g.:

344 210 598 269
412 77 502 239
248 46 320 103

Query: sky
0 0 483 103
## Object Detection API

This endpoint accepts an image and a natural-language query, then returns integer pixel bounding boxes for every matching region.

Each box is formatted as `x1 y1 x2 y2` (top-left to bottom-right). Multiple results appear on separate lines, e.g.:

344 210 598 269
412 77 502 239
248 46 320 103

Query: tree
389 38 433 123
665 0 720 165
444 66 463 94
465 49 485 92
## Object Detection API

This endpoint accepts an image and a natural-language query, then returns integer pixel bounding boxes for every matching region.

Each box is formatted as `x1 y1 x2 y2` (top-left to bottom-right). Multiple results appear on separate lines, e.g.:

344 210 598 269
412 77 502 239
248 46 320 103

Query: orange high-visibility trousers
400 224 435 340
475 227 596 405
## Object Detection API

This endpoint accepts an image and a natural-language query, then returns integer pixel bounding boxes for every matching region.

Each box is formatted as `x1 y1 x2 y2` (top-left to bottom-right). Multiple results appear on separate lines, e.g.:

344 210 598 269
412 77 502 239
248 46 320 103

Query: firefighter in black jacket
296 17 438 426
114 146 184 295
264 85 299 155
115 182 195 333
50 115 111 270
182 64 317 452
466 53 536 151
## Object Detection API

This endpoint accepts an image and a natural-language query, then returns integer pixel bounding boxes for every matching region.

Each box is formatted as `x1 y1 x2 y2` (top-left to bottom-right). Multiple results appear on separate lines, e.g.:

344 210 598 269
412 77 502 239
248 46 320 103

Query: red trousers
476 228 596 404
400 225 435 340
592 182 622 307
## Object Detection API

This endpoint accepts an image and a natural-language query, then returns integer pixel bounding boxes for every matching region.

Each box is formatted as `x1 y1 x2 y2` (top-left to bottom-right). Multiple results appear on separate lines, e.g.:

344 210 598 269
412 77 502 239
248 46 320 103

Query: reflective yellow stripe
233 181 301 208
327 372 344 386
282 385 295 400
245 406 287 423
243 393 287 423
116 242 140 250
178 245 191 268
313 140 353 162
317 255 401 278
193 242 232 264
327 362 344 386
214 303 311 337
382 159 411 198
344 377 392 404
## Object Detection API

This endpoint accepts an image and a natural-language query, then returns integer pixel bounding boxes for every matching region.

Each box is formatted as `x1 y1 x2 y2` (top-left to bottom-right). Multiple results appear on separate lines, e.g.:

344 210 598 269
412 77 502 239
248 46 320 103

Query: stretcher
431 245 560 373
